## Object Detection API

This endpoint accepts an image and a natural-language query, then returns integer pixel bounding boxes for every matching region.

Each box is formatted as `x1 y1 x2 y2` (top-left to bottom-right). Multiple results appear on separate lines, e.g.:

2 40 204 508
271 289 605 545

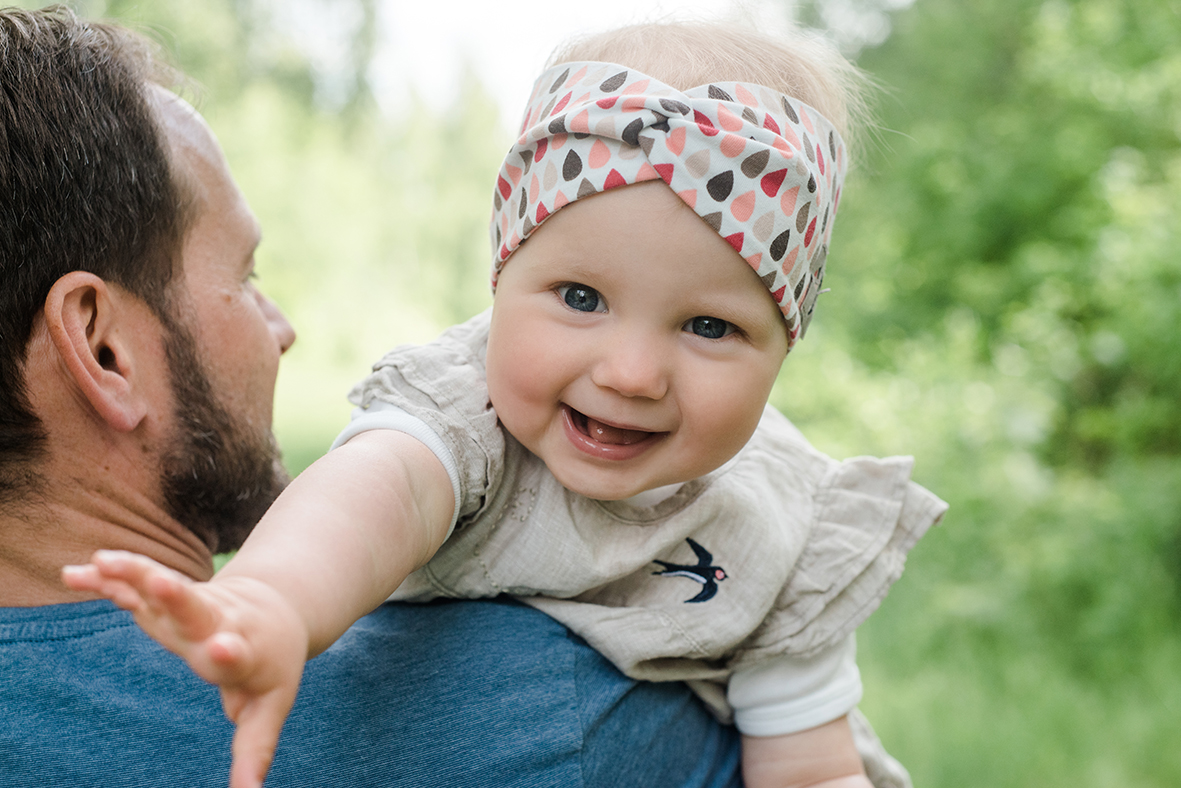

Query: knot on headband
490 61 846 348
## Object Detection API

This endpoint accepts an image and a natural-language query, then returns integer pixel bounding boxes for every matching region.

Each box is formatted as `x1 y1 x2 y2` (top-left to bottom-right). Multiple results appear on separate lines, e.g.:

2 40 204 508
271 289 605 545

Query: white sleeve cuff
330 401 462 540
728 634 863 737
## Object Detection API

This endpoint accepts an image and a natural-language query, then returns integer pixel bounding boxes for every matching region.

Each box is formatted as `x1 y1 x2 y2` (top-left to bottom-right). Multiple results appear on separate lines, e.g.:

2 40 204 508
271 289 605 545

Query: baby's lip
561 405 667 460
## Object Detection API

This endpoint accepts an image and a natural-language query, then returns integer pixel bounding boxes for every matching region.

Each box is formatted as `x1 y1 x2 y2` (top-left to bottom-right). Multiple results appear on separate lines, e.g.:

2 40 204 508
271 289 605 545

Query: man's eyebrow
239 233 262 276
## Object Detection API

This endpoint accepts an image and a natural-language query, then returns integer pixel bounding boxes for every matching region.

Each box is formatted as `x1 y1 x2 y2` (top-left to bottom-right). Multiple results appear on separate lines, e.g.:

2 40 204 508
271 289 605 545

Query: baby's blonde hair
548 21 871 165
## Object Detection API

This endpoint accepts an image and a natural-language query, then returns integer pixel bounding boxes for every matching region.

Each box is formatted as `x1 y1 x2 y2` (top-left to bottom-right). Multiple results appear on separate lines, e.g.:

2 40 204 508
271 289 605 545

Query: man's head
1 7 184 495
1 7 293 553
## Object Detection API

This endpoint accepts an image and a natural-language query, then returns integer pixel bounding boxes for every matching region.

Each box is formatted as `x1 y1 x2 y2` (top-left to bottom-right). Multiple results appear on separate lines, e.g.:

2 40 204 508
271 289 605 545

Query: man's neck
0 487 214 607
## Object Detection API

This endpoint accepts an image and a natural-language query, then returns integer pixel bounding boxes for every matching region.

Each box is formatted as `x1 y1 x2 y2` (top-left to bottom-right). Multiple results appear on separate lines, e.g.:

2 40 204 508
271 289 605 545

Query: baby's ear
42 272 154 432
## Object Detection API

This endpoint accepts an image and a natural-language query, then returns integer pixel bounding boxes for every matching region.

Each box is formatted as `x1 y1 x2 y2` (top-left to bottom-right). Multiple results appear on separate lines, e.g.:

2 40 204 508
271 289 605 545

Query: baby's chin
544 465 682 503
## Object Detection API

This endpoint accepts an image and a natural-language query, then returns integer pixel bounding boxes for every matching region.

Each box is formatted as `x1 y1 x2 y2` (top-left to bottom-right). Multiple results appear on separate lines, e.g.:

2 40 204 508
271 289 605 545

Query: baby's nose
592 337 669 400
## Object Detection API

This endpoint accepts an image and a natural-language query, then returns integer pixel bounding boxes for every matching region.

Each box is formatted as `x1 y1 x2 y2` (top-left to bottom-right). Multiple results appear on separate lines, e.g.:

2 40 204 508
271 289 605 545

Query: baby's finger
61 563 105 593
202 632 255 683
61 565 148 612
142 569 221 642
226 692 294 788
88 549 184 591
227 733 275 788
89 551 203 625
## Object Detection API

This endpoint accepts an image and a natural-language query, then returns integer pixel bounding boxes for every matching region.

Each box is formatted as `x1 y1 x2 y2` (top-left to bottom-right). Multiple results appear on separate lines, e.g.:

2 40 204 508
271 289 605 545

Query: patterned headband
489 61 847 348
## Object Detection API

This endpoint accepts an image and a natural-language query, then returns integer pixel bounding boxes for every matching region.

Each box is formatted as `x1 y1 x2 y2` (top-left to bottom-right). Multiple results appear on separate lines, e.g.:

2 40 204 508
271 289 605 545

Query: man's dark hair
0 6 191 499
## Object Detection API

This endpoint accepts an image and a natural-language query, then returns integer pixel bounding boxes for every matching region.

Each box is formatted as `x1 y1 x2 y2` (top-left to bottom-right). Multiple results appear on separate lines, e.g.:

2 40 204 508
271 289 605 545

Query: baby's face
486 181 788 501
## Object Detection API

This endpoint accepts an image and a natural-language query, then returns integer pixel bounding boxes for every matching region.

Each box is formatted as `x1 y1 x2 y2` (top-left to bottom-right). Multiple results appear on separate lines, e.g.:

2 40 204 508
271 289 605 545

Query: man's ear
42 272 154 433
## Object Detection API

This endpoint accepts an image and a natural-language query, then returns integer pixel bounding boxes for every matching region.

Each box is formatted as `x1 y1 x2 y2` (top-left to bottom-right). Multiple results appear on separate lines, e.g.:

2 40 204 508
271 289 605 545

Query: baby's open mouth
569 407 655 446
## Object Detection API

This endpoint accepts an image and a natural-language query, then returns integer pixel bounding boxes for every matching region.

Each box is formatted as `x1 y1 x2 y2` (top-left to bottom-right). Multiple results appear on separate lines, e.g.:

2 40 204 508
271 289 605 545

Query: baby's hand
63 550 309 788
741 716 872 788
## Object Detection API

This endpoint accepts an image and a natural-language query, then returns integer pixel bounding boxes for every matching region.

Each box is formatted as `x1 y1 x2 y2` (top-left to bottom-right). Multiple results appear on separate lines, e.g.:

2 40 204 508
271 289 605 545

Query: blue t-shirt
0 597 739 787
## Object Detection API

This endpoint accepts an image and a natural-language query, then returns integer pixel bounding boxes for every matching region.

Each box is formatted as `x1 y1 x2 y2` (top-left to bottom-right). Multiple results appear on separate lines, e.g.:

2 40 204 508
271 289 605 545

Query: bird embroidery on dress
652 538 727 603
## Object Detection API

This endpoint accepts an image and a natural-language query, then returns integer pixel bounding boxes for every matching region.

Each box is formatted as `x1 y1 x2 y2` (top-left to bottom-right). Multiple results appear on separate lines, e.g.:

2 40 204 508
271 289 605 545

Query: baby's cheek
694 390 767 468
486 357 538 434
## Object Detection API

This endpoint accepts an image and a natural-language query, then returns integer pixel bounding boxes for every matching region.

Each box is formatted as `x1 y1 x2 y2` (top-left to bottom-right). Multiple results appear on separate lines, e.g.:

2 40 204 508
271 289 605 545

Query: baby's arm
215 429 455 653
62 429 454 788
729 636 874 788
742 717 871 788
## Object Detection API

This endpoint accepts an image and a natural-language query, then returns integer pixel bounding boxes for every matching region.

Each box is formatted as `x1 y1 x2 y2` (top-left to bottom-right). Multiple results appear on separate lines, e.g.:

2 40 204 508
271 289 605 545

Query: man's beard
158 316 289 554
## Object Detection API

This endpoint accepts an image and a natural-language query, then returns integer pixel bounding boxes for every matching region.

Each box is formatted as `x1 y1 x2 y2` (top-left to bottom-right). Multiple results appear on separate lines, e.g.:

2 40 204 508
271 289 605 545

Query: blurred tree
776 0 1181 785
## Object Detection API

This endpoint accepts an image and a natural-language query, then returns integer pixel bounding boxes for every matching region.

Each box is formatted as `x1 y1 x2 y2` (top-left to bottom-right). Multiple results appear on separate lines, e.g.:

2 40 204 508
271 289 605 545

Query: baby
66 22 946 788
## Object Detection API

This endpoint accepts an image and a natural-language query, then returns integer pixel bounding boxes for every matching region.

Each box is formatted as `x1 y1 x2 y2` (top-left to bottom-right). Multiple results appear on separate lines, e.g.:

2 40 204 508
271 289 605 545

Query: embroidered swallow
652 538 727 603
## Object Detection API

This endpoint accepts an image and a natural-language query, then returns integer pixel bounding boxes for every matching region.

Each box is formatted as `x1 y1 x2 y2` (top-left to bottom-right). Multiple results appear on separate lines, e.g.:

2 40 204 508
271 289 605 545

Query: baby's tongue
585 416 649 445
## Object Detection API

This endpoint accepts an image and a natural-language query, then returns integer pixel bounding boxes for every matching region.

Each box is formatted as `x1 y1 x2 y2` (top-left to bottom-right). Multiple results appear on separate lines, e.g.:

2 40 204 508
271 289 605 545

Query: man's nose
590 332 670 400
261 292 296 354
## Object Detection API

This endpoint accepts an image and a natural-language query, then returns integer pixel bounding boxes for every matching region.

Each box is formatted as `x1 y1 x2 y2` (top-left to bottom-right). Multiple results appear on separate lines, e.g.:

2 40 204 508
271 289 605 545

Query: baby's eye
685 316 735 339
558 284 606 313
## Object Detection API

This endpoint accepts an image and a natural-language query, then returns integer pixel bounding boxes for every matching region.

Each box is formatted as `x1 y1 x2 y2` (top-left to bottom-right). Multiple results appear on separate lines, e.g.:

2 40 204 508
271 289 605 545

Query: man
0 8 740 786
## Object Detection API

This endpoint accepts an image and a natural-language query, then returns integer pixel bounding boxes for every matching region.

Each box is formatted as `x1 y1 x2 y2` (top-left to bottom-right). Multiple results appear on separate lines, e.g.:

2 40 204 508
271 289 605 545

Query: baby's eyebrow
540 256 605 280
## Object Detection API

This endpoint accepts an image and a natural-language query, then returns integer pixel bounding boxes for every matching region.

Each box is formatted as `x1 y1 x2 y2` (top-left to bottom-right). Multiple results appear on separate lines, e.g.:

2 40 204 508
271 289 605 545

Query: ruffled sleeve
735 441 948 665
347 309 505 524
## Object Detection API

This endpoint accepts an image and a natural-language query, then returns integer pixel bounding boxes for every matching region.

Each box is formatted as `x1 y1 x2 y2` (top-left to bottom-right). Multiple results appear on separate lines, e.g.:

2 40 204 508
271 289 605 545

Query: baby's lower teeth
586 416 646 445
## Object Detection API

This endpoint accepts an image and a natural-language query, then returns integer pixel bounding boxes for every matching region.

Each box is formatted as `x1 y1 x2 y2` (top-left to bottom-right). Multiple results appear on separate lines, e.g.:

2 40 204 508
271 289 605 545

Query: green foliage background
34 0 1181 783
